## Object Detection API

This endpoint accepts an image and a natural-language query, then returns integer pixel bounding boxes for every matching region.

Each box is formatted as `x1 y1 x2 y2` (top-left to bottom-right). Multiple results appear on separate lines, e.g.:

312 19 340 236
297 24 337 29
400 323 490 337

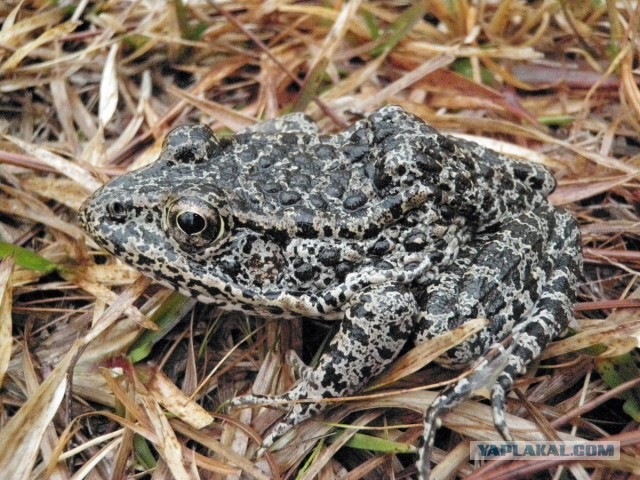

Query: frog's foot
417 338 515 480
231 282 417 450
418 268 576 476
415 206 581 478
491 248 581 439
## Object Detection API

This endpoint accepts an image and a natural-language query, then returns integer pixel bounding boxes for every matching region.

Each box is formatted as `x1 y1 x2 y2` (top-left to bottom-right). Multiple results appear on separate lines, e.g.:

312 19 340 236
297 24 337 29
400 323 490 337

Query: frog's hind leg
490 208 581 440
415 205 581 478
231 282 417 449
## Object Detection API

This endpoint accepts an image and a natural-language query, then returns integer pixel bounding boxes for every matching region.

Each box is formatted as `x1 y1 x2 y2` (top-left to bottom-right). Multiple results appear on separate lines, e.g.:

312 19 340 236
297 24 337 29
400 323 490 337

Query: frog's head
79 124 296 308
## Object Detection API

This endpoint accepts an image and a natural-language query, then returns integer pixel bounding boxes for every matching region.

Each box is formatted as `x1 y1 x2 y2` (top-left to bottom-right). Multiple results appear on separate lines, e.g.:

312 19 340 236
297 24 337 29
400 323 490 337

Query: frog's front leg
415 205 581 479
232 282 418 448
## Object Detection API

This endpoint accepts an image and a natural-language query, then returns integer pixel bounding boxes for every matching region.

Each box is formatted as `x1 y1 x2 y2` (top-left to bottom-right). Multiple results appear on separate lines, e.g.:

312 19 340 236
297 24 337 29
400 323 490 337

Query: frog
79 105 581 479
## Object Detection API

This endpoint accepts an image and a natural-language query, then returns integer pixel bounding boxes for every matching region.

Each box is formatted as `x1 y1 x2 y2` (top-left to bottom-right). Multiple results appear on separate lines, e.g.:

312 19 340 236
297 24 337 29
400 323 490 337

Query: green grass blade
0 243 58 274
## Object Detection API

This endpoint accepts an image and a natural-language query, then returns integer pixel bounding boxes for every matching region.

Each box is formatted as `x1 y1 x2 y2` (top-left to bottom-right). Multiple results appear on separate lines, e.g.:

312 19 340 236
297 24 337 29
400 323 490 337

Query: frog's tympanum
80 106 581 478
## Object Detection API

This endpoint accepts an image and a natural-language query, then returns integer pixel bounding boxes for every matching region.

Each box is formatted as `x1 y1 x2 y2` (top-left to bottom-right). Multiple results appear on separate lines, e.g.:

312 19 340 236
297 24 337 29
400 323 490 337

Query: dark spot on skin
335 262 352 280
458 152 475 169
382 138 403 155
362 223 381 239
415 152 441 175
164 264 182 275
502 176 514 191
312 144 337 160
440 205 455 221
270 144 288 160
164 127 191 150
309 194 328 210
405 231 427 252
382 195 403 219
319 247 340 266
343 143 369 162
369 239 390 256
372 121 395 143
294 263 315 281
133 254 155 267
374 169 392 190
343 192 367 210
430 251 444 263
513 166 529 182
403 174 415 186
323 225 333 237
455 173 472 192
242 237 255 254
174 146 197 164
338 226 357 239
290 173 311 188
323 293 339 307
238 145 257 162
458 204 475 219
440 136 457 153
167 125 220 164
325 184 345 199
295 212 318 238
363 162 376 180
280 134 301 145
433 238 448 251
258 156 274 169
530 175 546 190
349 128 368 145
481 193 495 212
221 258 241 276
290 152 307 168
512 300 526 319
279 191 301 205
263 182 281 193
375 260 393 269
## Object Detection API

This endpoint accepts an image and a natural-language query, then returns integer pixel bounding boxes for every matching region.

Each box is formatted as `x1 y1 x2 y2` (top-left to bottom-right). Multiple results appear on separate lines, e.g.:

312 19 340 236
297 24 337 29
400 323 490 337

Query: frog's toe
230 391 323 450
418 339 514 479
229 392 291 411
253 401 326 451
491 376 513 441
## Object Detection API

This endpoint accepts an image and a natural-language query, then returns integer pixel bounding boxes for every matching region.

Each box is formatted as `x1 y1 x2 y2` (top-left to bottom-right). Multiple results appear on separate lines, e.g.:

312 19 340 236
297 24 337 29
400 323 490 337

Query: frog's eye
165 197 227 250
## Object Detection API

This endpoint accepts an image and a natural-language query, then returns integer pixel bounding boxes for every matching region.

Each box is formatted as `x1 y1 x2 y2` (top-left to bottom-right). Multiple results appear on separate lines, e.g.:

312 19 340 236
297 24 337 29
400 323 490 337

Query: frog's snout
78 195 94 231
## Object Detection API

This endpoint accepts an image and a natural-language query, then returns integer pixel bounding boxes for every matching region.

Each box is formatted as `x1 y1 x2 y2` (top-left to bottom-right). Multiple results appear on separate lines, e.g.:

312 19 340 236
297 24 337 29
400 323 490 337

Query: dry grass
0 1 639 479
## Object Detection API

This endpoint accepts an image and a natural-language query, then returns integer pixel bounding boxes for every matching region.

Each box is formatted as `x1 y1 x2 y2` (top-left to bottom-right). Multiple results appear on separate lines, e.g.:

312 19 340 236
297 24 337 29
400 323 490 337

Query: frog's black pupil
177 211 206 235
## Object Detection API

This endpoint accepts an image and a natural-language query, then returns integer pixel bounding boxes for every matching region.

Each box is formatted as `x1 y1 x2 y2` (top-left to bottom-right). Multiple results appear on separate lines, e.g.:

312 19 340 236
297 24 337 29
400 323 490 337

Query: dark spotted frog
80 106 581 478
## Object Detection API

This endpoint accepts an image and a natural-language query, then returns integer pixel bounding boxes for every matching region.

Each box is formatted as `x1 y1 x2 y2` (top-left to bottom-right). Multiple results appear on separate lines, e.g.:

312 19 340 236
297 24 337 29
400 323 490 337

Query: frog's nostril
106 201 128 221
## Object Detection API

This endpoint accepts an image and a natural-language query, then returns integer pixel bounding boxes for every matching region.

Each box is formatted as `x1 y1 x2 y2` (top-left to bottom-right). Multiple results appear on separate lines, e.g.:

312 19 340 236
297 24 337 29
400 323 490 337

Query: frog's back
207 106 555 240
